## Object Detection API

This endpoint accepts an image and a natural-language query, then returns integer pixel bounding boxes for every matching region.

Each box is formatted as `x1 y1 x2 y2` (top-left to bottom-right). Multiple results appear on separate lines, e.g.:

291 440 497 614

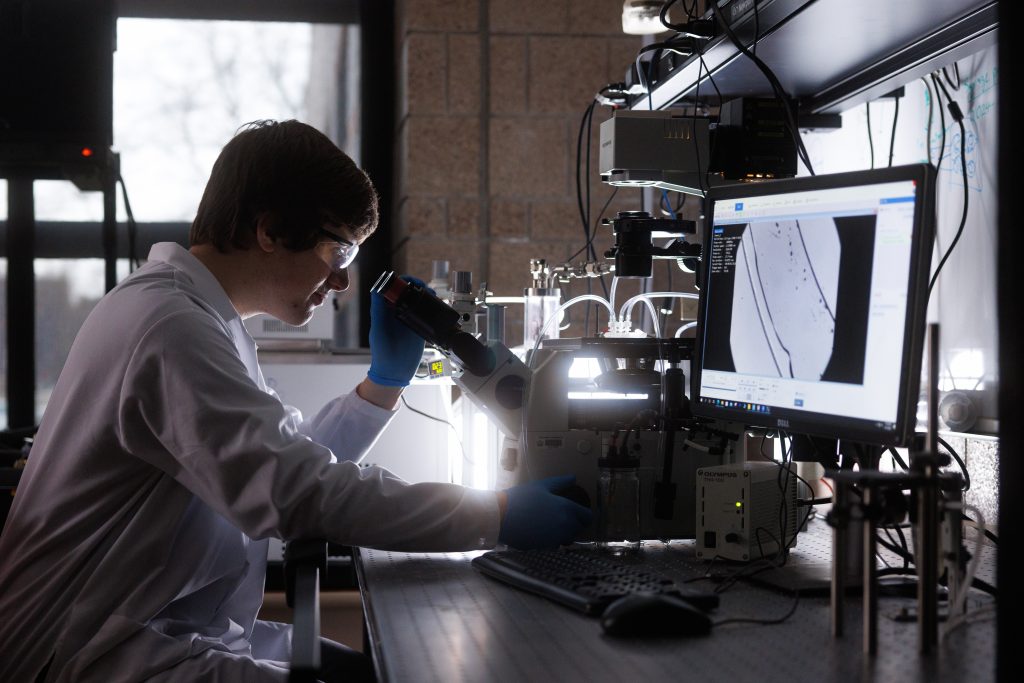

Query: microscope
371 210 741 542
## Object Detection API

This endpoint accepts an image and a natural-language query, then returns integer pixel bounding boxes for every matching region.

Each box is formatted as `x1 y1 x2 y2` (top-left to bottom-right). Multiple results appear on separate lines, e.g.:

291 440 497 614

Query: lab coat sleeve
116 309 499 552
296 390 397 464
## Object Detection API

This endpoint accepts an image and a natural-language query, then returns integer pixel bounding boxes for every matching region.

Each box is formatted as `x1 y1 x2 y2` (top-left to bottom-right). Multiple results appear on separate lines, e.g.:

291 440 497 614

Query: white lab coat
0 243 499 682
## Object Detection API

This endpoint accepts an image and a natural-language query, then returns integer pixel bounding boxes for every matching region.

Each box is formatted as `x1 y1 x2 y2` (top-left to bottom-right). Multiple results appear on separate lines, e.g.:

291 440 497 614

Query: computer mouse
600 593 713 638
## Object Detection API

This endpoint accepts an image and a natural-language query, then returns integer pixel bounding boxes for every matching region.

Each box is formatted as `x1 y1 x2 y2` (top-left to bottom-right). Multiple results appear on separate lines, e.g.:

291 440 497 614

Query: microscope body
374 270 740 542
464 340 739 541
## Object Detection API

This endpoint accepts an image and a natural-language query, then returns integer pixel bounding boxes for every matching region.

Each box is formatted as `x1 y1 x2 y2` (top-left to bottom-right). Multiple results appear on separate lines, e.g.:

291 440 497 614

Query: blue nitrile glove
498 475 594 550
368 275 430 387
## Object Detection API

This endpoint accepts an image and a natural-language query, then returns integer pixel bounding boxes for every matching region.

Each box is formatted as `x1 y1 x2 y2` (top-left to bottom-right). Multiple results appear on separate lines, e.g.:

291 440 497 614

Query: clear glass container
523 287 561 350
597 460 640 555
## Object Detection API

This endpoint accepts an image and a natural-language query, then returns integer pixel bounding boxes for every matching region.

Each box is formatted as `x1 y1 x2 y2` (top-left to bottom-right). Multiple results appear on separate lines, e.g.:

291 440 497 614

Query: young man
0 120 590 682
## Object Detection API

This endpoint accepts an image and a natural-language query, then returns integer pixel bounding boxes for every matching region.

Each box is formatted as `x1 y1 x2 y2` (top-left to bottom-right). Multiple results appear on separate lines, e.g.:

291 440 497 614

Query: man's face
262 223 359 327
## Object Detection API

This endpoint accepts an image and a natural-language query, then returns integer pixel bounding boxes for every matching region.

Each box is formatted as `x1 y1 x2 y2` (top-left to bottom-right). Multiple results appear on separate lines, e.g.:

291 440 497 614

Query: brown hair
189 120 378 251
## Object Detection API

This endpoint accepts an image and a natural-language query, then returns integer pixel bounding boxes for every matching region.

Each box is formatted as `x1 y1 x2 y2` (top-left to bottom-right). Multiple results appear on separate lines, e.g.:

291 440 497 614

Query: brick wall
394 0 700 342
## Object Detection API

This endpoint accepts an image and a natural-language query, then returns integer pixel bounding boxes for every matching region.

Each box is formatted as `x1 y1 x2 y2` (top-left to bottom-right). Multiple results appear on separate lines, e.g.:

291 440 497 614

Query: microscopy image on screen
703 214 876 384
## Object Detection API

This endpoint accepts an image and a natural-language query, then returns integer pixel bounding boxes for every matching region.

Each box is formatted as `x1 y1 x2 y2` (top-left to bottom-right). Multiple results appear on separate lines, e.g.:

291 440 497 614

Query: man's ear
255 213 278 253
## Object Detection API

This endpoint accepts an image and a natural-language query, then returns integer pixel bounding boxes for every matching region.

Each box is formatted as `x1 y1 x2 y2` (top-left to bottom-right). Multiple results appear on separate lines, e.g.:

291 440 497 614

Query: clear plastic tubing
619 292 699 325
675 321 698 337
635 298 662 339
528 294 616 369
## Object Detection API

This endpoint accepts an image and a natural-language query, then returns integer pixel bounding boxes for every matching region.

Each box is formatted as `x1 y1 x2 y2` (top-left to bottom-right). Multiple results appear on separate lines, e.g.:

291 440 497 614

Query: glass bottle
597 454 641 555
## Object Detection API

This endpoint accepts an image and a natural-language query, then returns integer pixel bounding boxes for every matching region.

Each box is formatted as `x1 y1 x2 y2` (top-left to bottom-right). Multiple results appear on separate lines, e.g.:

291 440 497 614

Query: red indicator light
81 147 93 157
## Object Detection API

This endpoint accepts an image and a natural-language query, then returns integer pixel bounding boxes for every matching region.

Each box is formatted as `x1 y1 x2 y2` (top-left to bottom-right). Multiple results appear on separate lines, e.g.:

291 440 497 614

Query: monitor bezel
690 164 936 447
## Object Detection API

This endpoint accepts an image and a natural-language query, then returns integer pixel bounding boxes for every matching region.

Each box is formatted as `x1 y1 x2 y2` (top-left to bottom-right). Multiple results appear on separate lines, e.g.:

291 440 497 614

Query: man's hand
367 275 429 387
498 475 593 550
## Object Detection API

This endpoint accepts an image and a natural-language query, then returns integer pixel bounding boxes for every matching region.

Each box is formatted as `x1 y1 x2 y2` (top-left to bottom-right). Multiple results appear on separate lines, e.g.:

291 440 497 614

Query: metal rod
944 489 963 623
6 177 36 428
831 481 847 638
925 323 940 454
917 322 940 652
863 486 878 655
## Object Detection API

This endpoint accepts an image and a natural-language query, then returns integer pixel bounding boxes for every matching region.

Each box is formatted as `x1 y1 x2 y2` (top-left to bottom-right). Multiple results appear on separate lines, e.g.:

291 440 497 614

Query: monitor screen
691 165 935 446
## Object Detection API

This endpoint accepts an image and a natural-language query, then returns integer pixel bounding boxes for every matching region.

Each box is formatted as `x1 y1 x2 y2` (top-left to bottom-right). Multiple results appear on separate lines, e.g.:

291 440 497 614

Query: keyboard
472 548 719 616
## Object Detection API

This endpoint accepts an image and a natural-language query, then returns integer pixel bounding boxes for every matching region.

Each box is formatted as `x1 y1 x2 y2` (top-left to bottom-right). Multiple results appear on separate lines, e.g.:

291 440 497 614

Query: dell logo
777 418 790 428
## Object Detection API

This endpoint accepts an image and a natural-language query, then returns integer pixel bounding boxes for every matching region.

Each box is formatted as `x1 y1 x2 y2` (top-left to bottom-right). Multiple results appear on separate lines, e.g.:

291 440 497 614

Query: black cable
891 522 911 567
877 533 915 564
400 396 470 466
926 76 969 304
775 434 800 562
660 0 681 29
658 0 714 36
691 45 706 196
573 93 610 301
585 103 595 259
713 556 777 594
659 0 687 32
943 63 961 91
696 47 723 191
886 446 909 471
566 187 619 263
759 436 816 513
880 526 906 569
922 77 935 166
962 514 998 545
572 183 620 335
576 84 620 255
865 101 874 169
576 101 597 251
712 567 801 627
930 73 948 171
937 436 971 491
888 96 900 167
706 0 814 175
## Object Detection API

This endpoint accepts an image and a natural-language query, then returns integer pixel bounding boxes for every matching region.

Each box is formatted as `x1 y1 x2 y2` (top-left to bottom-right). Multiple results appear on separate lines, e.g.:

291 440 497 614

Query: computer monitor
691 164 936 446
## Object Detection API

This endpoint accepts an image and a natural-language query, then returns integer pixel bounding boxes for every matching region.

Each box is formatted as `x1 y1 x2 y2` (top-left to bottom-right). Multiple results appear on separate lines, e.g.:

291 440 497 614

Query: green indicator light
735 501 742 508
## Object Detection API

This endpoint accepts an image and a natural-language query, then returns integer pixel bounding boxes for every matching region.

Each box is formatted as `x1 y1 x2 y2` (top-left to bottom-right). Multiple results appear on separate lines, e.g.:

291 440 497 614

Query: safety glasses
317 227 359 271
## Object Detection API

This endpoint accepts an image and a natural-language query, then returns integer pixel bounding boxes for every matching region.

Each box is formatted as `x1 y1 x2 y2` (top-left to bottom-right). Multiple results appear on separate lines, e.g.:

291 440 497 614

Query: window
2 14 362 426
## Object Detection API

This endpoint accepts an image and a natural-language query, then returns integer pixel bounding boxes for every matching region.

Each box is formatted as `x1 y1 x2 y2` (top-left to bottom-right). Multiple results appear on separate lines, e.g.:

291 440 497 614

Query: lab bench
353 517 996 683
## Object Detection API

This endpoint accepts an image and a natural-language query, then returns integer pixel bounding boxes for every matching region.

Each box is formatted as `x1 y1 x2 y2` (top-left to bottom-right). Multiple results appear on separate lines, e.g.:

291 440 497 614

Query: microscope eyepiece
372 271 496 377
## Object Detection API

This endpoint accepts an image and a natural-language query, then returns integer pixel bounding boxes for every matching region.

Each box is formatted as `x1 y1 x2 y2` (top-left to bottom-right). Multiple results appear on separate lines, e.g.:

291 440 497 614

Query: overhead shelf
631 0 997 114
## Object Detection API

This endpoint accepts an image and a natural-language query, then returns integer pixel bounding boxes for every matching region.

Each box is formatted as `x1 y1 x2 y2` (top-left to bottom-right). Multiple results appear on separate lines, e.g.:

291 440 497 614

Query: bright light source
567 392 649 400
943 348 986 391
621 0 668 35
80 147 93 157
568 357 602 379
